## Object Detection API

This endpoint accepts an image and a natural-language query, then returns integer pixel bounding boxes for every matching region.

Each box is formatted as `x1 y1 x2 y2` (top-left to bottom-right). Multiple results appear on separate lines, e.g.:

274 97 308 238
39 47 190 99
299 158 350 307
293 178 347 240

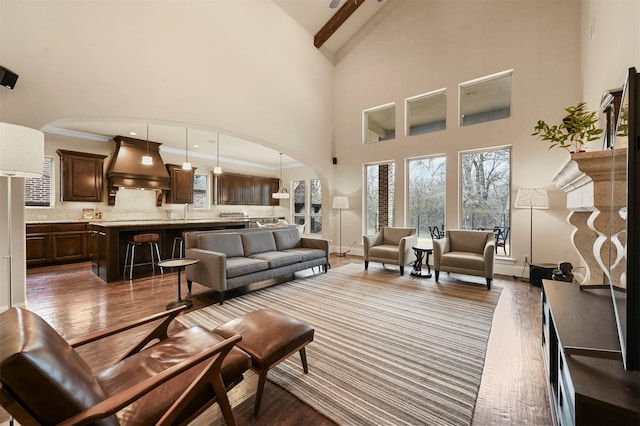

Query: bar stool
123 233 163 280
171 231 187 259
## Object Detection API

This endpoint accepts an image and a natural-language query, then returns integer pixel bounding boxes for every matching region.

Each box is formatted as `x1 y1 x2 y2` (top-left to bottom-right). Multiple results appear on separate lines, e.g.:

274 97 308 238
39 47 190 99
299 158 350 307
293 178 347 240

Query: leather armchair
0 306 251 426
363 227 418 275
433 229 495 289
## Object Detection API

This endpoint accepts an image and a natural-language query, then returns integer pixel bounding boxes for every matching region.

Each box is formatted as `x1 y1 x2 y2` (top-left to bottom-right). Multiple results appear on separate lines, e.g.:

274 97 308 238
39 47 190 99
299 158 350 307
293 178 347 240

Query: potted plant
532 102 604 152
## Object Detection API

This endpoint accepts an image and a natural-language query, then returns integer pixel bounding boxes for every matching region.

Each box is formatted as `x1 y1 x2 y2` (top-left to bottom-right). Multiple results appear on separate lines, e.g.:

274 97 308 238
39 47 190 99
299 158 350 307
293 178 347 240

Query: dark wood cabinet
217 173 280 206
26 224 52 266
57 150 107 202
542 281 640 425
51 223 86 262
90 228 107 281
165 164 196 204
26 223 91 266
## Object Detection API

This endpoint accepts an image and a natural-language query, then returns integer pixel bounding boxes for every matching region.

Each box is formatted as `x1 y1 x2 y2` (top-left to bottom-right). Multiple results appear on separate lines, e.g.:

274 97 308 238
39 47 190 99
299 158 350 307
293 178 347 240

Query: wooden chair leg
299 348 309 373
254 370 268 416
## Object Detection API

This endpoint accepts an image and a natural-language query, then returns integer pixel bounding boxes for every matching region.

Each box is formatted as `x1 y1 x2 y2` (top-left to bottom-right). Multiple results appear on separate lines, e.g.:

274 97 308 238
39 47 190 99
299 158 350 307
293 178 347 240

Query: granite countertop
27 216 283 226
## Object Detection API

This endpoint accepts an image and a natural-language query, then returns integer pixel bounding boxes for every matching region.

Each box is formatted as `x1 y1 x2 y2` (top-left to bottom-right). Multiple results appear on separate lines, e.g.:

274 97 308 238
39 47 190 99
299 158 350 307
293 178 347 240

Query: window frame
406 154 447 245
459 69 513 127
459 145 512 257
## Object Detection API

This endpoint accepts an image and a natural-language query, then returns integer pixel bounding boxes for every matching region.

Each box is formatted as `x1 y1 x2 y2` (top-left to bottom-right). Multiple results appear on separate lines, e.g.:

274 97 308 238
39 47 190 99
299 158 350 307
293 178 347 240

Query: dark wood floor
2 256 552 425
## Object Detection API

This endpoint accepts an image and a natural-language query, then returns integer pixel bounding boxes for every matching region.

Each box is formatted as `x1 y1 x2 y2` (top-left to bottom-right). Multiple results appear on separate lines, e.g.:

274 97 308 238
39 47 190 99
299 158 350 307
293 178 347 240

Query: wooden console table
542 280 640 425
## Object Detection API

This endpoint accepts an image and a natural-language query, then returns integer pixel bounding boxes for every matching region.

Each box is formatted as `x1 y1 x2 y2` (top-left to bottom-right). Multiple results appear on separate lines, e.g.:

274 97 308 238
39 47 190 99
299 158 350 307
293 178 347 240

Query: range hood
106 135 170 205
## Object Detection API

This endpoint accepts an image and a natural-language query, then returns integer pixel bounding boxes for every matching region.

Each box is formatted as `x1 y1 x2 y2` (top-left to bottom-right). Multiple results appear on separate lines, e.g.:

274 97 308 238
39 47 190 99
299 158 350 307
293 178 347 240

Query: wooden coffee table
158 258 199 309
411 245 433 278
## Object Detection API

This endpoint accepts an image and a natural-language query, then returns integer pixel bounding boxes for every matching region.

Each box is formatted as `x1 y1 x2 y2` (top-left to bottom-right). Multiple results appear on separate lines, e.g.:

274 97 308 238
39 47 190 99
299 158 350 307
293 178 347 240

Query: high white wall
0 0 335 188
581 0 640 113
332 0 585 274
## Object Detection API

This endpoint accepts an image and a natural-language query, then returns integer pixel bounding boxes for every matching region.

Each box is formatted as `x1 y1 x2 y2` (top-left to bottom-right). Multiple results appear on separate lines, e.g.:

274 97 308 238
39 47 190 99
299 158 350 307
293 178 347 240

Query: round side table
411 245 433 278
158 258 200 309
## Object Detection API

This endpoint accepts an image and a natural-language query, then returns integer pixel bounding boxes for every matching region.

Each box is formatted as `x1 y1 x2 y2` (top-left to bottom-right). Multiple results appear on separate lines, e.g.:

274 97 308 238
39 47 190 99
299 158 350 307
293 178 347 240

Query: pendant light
141 124 153 165
213 133 222 174
272 152 290 199
182 128 192 171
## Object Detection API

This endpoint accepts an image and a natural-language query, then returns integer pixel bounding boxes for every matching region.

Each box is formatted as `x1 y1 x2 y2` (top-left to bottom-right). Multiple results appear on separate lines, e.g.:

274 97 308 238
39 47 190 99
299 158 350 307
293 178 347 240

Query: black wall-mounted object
0 66 18 89
332 157 337 165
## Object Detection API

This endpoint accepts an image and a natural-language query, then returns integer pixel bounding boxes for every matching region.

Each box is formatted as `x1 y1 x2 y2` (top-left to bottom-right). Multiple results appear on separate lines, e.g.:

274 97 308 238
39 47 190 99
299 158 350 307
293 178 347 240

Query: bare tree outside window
460 148 511 255
408 156 446 244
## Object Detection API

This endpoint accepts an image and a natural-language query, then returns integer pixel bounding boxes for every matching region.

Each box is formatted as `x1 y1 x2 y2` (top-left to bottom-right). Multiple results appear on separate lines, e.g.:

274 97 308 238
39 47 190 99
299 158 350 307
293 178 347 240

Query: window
407 156 446 244
406 89 446 136
292 180 305 227
292 179 322 234
310 179 322 233
365 162 395 234
363 103 396 143
460 70 513 127
193 173 209 209
25 156 54 208
460 147 511 256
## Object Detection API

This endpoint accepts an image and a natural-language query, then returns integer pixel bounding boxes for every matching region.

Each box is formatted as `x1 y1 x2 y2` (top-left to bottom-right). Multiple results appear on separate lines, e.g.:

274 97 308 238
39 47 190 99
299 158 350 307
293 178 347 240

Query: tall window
407 156 446 244
292 179 322 234
292 180 306 228
460 147 511 256
193 174 209 209
25 156 53 208
310 179 322 233
365 162 395 234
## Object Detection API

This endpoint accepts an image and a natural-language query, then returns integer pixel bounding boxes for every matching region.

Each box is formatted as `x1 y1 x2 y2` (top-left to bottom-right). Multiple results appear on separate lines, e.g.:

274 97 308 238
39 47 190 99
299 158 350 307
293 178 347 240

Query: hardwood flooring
1 256 552 425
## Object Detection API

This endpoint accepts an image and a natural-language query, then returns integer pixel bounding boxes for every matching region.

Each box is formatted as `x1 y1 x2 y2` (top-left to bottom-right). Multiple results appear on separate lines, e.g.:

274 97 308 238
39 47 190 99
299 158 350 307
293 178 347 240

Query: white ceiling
43 0 388 169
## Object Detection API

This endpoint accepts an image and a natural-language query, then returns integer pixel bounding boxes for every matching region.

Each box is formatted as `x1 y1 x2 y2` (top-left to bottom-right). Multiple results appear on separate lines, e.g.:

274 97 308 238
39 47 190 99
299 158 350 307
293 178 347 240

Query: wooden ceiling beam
314 0 366 49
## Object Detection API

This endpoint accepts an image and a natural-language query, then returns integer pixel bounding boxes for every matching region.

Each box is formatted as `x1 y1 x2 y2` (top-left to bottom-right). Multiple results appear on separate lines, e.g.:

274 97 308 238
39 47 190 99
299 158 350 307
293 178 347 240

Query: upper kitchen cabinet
217 173 279 206
165 164 196 204
57 150 107 202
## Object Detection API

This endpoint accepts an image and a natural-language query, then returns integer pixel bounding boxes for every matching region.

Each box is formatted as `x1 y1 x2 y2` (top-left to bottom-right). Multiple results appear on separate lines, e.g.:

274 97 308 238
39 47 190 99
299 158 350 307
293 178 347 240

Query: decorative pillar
552 149 627 285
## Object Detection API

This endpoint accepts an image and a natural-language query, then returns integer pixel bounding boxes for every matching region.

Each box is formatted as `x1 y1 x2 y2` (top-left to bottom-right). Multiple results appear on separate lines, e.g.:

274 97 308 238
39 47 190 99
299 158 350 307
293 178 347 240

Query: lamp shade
332 196 350 209
514 188 549 209
0 123 44 177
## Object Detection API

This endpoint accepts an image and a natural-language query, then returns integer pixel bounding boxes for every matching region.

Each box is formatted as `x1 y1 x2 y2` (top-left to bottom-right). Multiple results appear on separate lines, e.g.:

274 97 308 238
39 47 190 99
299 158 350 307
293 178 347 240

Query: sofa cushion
250 251 302 268
242 231 277 256
226 257 270 278
282 248 326 262
273 228 302 250
198 233 244 258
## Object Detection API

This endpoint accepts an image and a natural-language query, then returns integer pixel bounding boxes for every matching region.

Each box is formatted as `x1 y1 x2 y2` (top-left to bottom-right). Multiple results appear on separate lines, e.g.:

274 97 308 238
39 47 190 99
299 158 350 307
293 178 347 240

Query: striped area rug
178 263 502 425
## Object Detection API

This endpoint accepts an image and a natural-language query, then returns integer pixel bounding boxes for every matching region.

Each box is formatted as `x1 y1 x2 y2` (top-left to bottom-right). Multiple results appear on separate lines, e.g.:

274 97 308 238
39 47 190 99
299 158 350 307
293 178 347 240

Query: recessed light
193 144 200 148
128 131 137 136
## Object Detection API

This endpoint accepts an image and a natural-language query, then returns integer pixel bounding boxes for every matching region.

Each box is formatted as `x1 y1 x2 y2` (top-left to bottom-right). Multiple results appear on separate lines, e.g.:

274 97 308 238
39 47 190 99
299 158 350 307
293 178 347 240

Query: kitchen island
88 218 264 282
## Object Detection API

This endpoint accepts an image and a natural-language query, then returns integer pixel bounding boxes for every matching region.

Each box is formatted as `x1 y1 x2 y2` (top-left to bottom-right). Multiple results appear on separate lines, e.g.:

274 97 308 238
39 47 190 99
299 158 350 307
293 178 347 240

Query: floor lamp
514 187 549 271
332 196 350 256
0 123 44 311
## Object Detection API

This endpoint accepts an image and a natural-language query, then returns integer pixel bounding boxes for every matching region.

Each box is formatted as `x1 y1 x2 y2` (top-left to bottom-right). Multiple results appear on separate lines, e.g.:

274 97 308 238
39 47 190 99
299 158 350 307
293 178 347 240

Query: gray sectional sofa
184 227 330 303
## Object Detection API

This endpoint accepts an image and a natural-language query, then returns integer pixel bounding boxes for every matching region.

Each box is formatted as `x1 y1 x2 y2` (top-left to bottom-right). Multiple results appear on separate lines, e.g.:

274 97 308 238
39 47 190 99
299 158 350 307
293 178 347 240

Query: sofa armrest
301 237 330 257
398 234 418 266
483 240 496 277
185 248 227 292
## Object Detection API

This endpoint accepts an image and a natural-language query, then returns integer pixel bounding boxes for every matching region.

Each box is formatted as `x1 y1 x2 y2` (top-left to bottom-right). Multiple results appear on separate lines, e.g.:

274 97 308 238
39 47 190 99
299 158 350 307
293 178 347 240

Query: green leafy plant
532 102 604 152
